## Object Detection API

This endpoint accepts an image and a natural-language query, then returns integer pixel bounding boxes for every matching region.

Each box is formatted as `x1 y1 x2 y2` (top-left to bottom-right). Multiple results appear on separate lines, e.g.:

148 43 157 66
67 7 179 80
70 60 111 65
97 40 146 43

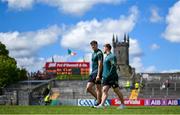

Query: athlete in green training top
86 40 103 106
95 43 125 109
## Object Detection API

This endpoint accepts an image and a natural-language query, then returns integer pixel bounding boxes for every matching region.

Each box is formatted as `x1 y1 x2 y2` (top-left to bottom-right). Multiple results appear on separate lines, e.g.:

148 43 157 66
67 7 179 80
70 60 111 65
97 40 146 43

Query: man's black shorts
102 76 119 88
88 72 102 84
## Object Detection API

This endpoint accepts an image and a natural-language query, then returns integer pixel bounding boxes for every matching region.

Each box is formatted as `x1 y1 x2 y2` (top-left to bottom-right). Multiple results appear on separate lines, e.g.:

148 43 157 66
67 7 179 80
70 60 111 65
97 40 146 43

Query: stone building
112 34 134 78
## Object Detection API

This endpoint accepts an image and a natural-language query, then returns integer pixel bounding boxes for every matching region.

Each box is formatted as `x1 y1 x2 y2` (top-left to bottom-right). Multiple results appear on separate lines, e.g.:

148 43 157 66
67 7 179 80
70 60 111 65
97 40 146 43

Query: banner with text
144 99 179 106
110 98 144 106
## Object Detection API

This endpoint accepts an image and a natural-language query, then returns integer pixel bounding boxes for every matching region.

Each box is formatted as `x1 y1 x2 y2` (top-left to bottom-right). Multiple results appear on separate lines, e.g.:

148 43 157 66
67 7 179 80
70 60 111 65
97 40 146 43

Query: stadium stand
54 80 131 99
138 73 180 98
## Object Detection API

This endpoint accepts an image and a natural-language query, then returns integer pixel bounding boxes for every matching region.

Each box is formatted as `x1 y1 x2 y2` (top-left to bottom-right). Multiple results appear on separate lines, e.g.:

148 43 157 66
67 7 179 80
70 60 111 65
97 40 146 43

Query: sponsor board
74 98 180 106
111 98 144 106
167 99 179 106
144 99 179 106
45 62 90 76
56 62 90 68
78 99 110 106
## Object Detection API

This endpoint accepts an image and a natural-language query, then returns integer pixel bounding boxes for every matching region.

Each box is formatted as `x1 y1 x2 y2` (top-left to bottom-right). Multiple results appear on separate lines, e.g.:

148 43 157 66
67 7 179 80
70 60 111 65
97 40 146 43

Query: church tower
112 34 132 77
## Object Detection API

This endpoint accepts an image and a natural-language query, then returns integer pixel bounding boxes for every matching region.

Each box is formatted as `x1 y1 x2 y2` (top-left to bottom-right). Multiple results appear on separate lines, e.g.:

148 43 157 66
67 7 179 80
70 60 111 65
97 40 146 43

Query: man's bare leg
113 87 124 104
95 84 102 104
86 82 97 98
99 85 110 106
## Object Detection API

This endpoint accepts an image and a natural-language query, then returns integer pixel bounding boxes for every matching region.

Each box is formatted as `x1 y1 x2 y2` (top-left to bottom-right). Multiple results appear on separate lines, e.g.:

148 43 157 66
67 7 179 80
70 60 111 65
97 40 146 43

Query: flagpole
67 55 71 62
52 56 54 62
83 55 85 62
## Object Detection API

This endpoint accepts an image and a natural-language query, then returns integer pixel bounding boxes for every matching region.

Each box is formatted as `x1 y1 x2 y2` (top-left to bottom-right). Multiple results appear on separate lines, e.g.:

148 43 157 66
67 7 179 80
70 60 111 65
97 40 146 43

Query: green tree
0 42 9 56
17 68 28 81
0 42 27 88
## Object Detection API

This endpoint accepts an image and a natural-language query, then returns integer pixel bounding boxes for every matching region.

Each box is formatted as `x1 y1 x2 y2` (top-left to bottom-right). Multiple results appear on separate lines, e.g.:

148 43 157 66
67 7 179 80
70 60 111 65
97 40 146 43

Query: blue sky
0 0 180 73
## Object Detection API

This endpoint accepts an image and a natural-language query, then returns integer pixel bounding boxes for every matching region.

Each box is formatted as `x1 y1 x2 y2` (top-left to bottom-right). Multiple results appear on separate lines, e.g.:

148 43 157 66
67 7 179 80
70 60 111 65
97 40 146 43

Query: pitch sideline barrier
57 98 180 106
76 99 180 106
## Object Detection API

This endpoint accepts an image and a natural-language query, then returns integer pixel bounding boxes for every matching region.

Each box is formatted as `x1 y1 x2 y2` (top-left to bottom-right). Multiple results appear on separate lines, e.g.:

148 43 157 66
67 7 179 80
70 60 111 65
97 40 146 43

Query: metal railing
139 87 180 99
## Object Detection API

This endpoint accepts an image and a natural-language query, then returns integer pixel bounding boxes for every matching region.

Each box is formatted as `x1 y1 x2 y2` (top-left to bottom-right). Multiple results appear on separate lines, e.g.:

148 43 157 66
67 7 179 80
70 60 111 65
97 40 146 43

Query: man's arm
96 52 103 81
97 60 103 77
106 56 117 78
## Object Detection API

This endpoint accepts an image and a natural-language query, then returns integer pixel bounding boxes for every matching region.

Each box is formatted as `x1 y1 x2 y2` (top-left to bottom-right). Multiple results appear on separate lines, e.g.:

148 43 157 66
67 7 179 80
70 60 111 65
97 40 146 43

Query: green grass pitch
0 106 180 114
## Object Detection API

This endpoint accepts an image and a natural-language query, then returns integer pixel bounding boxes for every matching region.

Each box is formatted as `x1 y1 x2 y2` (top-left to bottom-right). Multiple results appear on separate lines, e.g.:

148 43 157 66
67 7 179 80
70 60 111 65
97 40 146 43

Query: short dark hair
90 40 98 45
104 44 111 50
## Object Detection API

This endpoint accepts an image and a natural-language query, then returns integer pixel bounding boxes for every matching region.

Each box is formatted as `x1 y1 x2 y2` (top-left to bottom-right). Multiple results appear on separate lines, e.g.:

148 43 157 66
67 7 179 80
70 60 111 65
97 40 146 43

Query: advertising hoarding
110 98 144 106
45 62 90 79
144 99 179 106
78 99 110 106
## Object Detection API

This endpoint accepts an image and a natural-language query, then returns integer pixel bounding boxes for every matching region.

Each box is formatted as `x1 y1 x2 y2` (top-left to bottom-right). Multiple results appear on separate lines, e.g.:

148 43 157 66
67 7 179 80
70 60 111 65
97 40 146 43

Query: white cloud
2 0 124 15
144 66 156 73
130 57 143 72
2 0 35 10
77 53 91 62
130 57 157 73
16 54 69 72
163 1 180 43
39 0 124 16
129 39 156 73
60 6 149 73
47 54 69 62
61 6 138 50
129 38 142 56
161 69 180 73
150 43 160 50
0 25 61 58
129 37 157 73
16 57 45 72
0 25 62 72
150 7 162 23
